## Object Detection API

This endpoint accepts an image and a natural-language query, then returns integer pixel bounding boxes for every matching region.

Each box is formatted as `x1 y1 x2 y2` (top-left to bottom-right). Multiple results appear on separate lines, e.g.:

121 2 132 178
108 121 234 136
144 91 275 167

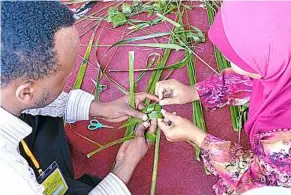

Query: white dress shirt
0 89 131 195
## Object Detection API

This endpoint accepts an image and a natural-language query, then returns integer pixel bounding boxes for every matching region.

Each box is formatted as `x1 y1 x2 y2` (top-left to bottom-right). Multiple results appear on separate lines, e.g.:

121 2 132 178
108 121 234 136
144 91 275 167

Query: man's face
34 26 80 107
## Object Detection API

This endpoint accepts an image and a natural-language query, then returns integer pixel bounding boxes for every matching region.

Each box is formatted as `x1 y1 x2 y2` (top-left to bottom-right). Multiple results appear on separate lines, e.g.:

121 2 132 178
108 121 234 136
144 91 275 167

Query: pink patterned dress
196 69 291 195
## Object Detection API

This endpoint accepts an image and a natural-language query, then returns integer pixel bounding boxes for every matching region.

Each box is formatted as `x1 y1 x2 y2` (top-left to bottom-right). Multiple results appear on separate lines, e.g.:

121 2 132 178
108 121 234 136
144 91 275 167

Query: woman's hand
112 120 157 184
158 110 207 147
90 92 159 122
155 79 199 106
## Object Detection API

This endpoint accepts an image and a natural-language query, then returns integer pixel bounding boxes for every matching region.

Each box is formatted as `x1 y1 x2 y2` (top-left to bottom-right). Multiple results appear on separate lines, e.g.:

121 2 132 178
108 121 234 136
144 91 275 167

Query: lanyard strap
20 140 43 175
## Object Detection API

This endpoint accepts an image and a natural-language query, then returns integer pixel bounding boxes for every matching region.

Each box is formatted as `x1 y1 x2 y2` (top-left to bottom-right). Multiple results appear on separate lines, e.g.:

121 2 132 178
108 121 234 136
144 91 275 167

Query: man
0 2 158 194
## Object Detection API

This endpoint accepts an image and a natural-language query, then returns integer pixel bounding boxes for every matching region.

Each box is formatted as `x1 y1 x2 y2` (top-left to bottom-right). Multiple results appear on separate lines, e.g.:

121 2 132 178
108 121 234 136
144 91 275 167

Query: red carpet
65 2 250 195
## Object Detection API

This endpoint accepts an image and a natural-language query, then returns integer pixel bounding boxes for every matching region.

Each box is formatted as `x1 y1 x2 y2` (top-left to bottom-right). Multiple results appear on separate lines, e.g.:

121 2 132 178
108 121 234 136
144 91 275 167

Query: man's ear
15 81 35 105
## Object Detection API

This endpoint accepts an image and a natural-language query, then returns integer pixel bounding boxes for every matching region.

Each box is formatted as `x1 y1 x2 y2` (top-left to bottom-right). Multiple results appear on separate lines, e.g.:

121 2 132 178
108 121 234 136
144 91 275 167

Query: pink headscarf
208 1 291 147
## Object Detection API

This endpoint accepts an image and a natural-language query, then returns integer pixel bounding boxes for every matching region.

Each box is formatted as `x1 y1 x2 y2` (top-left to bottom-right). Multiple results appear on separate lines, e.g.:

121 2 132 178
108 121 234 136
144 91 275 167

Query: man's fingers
148 119 157 134
137 102 145 110
159 98 177 106
102 116 128 123
135 122 149 137
126 108 148 121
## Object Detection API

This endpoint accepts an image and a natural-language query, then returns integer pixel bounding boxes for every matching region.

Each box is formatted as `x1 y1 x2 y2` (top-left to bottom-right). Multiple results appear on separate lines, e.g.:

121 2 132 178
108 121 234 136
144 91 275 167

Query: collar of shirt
0 107 32 148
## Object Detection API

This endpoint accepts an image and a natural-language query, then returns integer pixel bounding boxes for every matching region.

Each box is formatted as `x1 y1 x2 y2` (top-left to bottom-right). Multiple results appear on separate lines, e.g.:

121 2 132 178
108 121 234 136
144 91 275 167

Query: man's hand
112 120 157 184
90 92 159 122
155 79 199 106
158 110 206 147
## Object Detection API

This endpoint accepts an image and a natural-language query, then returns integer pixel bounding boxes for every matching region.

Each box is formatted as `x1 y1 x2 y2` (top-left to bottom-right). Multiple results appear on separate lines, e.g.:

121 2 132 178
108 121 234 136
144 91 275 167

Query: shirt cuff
65 89 94 123
200 134 224 151
89 173 131 195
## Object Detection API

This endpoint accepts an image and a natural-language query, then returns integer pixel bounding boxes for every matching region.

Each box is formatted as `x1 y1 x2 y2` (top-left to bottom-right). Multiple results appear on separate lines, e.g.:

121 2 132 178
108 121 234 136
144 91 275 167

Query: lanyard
20 140 43 175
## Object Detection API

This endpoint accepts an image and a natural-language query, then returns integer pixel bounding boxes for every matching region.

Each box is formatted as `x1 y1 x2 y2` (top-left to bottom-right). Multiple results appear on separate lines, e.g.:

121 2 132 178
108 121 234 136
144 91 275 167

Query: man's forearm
111 161 137 185
89 101 104 118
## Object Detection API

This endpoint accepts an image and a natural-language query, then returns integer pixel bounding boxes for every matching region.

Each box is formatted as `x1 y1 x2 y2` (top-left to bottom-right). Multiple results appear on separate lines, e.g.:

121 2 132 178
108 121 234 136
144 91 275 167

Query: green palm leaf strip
73 27 97 89
150 128 161 195
110 32 171 48
156 13 182 28
129 51 135 109
145 58 160 96
142 103 162 113
109 54 190 73
147 47 172 98
148 111 163 120
86 130 157 158
178 6 207 161
119 118 142 129
147 41 172 195
134 54 161 87
119 43 185 51
93 37 102 102
68 124 103 148
95 70 102 101
103 72 129 95
127 18 162 34
187 54 207 161
110 28 204 50
87 135 135 158
124 51 136 137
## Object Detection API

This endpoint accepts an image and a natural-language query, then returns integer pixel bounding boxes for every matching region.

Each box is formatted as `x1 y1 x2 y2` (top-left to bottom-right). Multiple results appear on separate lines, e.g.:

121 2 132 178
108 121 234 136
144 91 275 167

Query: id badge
37 161 68 195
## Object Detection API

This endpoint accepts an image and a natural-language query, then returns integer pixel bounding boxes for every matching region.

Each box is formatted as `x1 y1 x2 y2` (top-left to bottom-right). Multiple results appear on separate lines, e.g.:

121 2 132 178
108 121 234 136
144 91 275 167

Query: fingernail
161 109 166 114
142 114 148 121
143 122 150 128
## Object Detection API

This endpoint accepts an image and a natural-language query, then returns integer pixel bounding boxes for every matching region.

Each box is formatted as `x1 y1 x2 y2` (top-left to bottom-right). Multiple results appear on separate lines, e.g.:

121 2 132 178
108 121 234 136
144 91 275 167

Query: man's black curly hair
1 1 75 88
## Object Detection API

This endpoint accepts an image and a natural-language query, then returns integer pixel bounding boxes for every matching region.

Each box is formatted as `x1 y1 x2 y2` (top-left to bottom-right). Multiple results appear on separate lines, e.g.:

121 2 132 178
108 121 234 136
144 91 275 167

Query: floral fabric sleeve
196 68 252 110
200 130 291 195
